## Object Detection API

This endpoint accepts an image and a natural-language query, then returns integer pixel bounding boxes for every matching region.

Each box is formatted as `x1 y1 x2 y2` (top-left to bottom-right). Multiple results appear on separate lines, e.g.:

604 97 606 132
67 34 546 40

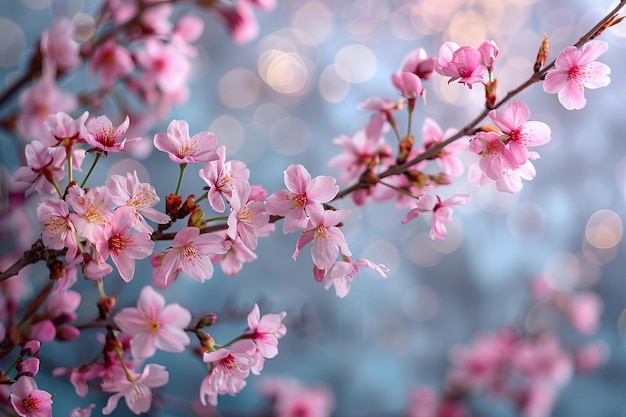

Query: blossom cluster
0 0 622 416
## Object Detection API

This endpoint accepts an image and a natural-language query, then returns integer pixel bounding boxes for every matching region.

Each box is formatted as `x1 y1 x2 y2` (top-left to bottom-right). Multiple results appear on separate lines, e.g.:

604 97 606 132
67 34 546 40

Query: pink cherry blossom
469 131 518 181
36 198 80 260
43 111 88 148
357 96 402 140
266 164 339 234
114 285 191 359
16 70 77 142
215 1 260 44
95 206 154 282
329 129 393 184
101 363 169 415
10 376 53 417
292 209 352 271
401 194 471 240
88 39 135 89
564 291 603 335
198 145 250 212
324 258 389 298
154 119 218 164
135 39 191 94
259 377 336 417
422 118 468 177
155 227 228 287
210 233 258 276
488 100 551 166
397 48 437 80
468 152 538 194
435 42 488 87
227 182 270 250
200 339 257 406
106 170 170 233
82 115 139 154
11 140 66 195
67 185 113 244
391 72 424 99
478 40 499 72
246 303 287 359
543 40 611 110
40 17 81 73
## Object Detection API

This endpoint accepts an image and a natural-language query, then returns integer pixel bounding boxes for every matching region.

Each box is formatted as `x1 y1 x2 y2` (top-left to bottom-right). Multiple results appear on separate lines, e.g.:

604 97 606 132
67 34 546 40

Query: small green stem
80 152 102 188
3 354 23 377
195 192 208 205
66 149 73 183
114 348 135 382
379 180 420 200
205 216 229 223
174 163 187 196
50 177 64 199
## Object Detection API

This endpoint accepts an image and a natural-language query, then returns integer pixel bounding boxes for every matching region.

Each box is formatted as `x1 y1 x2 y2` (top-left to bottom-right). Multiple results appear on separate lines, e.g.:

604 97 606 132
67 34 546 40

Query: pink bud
20 340 41 356
29 320 56 344
56 325 81 341
17 357 40 377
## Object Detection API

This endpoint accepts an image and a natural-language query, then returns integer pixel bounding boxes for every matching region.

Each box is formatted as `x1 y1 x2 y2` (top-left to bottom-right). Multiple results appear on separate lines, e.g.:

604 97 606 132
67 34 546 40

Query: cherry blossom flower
259 377 336 417
88 39 135 89
36 198 80 260
266 164 339 234
468 152 538 194
95 207 154 282
397 47 437 80
200 340 257 406
135 39 191 94
67 185 113 244
357 96 402 140
435 42 488 87
106 171 170 233
401 194 471 240
43 111 88 149
329 129 393 184
564 291 603 335
11 140 66 195
391 72 424 99
422 118 468 177
543 40 611 110
16 70 77 141
114 285 191 359
101 363 169 415
154 119 218 164
9 376 53 417
198 145 250 212
227 182 270 250
40 17 81 73
323 258 389 298
209 233 257 276
246 303 287 359
469 131 518 181
82 115 139 154
215 1 260 44
154 227 228 287
68 404 95 417
292 209 352 271
478 40 499 72
488 100 551 166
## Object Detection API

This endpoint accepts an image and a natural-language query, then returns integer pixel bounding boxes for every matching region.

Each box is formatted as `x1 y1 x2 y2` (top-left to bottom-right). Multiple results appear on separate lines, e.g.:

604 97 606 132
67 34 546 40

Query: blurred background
1 0 626 416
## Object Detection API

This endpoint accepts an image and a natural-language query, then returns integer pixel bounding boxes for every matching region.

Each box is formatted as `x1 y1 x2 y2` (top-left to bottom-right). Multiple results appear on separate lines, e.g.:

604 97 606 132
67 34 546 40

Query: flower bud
396 135 414 165
56 325 81 341
29 320 56 344
97 295 118 320
485 79 498 109
20 340 41 356
188 207 206 229
47 259 66 281
17 357 40 377
196 314 218 329
534 34 549 73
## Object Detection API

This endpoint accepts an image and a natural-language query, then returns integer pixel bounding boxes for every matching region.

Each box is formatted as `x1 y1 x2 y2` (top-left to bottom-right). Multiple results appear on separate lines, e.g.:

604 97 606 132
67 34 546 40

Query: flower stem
80 152 102 188
175 163 187 196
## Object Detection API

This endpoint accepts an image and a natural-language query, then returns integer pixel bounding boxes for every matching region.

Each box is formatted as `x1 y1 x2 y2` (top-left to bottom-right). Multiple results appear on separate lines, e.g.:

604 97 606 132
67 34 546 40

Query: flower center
148 317 160 334
289 193 307 210
23 394 41 412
